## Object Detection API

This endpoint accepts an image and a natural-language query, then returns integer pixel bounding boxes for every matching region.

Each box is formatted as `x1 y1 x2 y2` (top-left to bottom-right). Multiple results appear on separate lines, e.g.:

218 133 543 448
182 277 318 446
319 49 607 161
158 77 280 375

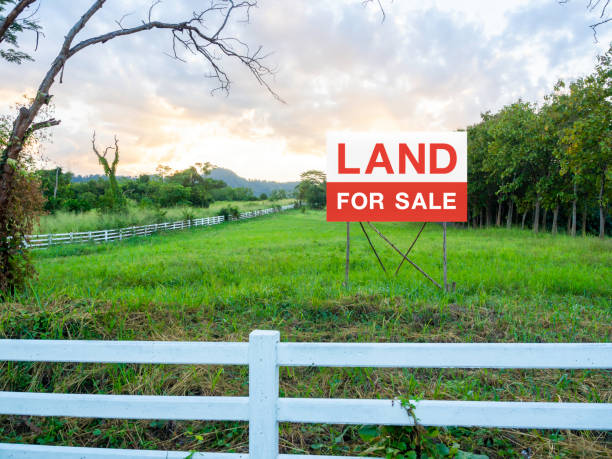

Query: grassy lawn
1 210 611 457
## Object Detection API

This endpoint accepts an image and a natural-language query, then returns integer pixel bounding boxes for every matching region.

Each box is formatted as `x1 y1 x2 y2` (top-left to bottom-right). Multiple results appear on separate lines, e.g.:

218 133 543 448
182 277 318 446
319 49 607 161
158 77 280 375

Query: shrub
218 205 240 220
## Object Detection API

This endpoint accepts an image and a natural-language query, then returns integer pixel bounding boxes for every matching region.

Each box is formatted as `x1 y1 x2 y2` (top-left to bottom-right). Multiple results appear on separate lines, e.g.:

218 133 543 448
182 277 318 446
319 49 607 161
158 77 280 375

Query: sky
1 0 611 182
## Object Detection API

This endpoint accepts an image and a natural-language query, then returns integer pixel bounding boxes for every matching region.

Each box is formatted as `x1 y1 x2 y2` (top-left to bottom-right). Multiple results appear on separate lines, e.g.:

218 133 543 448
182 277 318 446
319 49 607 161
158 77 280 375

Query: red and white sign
326 132 467 222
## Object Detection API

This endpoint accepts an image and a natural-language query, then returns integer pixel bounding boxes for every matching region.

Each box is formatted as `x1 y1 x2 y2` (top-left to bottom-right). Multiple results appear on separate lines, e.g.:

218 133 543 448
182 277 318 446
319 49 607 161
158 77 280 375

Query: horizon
2 0 611 182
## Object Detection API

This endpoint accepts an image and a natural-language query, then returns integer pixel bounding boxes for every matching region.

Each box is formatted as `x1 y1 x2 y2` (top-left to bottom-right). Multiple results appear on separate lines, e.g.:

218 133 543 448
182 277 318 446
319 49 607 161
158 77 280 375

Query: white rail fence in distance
25 204 295 249
0 330 610 458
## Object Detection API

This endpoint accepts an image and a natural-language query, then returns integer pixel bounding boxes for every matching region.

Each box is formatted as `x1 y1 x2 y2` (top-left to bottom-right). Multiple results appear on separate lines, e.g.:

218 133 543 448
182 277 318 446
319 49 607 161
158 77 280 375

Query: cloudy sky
2 0 611 181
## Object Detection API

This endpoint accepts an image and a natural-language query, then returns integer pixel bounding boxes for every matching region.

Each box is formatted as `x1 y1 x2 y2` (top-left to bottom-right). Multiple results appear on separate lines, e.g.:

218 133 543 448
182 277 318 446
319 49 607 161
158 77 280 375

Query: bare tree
92 132 123 210
0 0 279 292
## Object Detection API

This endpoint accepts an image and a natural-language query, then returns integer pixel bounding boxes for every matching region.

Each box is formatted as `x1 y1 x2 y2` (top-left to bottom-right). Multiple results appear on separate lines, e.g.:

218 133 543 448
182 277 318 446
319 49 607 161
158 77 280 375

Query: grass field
35 199 294 234
1 210 611 457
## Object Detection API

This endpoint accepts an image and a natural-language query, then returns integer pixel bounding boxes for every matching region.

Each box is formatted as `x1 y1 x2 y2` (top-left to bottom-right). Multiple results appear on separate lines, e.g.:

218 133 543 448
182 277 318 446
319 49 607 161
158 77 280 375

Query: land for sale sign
326 132 467 222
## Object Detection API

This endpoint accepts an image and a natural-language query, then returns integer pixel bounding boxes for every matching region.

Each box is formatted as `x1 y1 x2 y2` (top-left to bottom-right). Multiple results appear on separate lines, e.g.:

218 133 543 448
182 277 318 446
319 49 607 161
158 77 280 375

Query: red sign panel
326 132 467 222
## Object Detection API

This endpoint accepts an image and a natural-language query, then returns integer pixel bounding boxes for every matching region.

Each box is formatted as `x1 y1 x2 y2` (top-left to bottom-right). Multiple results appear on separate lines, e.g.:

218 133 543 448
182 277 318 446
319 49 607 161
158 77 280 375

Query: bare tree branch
362 0 387 23
559 0 612 41
66 2 282 101
28 118 60 133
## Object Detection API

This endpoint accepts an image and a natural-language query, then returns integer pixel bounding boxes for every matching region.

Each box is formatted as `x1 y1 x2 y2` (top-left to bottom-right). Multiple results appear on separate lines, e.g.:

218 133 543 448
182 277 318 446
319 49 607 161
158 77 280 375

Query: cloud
1 0 610 181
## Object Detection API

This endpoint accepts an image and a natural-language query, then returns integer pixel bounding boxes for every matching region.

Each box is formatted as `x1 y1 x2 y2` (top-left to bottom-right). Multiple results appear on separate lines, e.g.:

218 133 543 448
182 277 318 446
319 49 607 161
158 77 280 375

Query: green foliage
467 44 612 236
0 0 42 64
269 189 287 201
35 164 274 215
296 170 326 208
0 100 47 294
218 205 240 219
34 200 291 234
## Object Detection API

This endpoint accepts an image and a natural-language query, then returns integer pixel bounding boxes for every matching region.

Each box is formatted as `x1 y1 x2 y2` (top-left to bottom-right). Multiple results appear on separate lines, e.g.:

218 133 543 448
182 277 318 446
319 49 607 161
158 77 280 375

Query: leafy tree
156 165 173 183
0 109 44 293
36 167 73 211
559 46 611 238
153 182 190 207
486 101 548 231
467 113 498 227
296 170 326 208
269 189 287 201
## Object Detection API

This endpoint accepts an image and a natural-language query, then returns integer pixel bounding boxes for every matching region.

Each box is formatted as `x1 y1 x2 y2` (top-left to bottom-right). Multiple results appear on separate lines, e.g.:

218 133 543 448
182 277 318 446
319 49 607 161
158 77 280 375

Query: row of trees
467 45 611 238
37 165 290 213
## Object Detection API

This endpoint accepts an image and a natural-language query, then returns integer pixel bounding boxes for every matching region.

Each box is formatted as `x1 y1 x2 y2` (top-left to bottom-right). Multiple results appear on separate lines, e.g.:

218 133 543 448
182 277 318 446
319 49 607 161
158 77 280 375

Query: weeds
1 211 611 457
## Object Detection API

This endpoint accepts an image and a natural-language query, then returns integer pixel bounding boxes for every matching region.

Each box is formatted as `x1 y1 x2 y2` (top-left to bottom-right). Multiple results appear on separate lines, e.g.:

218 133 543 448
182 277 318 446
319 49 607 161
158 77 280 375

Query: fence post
249 330 279 459
104 230 108 242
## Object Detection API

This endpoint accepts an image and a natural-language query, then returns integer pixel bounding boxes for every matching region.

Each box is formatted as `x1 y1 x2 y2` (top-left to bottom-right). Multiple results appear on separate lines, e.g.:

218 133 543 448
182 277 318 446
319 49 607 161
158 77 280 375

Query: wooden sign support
343 221 454 292
344 222 350 288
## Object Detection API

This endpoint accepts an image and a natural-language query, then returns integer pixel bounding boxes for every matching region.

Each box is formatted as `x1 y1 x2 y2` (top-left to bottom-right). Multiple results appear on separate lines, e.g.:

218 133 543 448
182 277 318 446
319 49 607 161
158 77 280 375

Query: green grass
35 199 294 234
1 210 611 457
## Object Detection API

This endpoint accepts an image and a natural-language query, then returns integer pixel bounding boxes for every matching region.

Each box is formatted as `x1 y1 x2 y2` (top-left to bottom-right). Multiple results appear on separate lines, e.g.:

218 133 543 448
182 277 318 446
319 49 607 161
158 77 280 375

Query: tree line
467 45 611 238
37 164 290 214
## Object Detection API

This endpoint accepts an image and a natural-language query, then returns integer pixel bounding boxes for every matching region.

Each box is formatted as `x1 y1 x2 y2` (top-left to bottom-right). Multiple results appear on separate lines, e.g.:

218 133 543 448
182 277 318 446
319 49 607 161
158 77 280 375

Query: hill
71 168 299 196
208 167 298 195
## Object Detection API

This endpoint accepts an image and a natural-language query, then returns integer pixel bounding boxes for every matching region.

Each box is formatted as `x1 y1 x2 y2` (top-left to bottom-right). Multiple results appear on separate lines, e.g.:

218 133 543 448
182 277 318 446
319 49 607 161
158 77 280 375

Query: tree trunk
53 167 59 199
521 210 527 229
506 200 513 229
0 41 65 292
599 168 607 239
571 182 577 237
552 205 559 235
541 208 548 232
485 204 491 227
582 202 587 237
496 201 502 226
567 211 571 235
480 208 483 229
533 197 541 233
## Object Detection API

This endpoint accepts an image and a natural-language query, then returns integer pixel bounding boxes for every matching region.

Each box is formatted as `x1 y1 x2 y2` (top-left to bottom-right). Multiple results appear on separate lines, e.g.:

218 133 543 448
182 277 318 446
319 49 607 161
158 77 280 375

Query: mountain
70 169 299 195
208 168 299 195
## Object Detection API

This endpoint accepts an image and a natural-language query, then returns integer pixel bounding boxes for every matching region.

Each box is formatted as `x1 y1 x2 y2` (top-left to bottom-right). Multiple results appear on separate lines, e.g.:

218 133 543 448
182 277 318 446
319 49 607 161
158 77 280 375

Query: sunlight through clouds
1 0 610 181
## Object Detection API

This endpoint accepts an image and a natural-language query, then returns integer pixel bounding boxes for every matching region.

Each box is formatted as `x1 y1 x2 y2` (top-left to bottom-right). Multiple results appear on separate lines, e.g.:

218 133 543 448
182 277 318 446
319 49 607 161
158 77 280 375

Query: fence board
0 340 249 364
0 444 247 458
1 328 610 458
278 398 612 430
0 392 248 421
0 444 367 459
277 342 612 369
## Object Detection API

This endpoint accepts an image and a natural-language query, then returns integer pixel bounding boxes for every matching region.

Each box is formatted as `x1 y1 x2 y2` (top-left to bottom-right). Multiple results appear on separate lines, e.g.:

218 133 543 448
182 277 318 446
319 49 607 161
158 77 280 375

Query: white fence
0 331 611 458
25 204 295 249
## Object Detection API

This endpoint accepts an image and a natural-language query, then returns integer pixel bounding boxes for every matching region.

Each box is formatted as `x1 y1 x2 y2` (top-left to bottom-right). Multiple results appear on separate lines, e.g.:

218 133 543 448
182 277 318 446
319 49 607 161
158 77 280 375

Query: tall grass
34 199 294 234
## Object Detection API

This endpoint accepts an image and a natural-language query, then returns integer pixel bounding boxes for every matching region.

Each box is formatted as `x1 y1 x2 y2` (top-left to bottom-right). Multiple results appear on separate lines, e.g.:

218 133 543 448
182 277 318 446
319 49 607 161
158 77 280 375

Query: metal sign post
328 131 467 290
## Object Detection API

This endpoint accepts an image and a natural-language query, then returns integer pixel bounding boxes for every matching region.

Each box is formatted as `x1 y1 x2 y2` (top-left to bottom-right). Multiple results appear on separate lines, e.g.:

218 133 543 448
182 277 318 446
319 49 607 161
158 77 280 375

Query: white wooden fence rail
25 205 295 249
0 331 610 459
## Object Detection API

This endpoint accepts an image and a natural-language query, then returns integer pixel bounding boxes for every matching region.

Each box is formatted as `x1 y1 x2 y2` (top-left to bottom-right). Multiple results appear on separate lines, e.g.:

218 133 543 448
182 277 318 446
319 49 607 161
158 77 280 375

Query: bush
218 205 240 220
181 209 197 222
